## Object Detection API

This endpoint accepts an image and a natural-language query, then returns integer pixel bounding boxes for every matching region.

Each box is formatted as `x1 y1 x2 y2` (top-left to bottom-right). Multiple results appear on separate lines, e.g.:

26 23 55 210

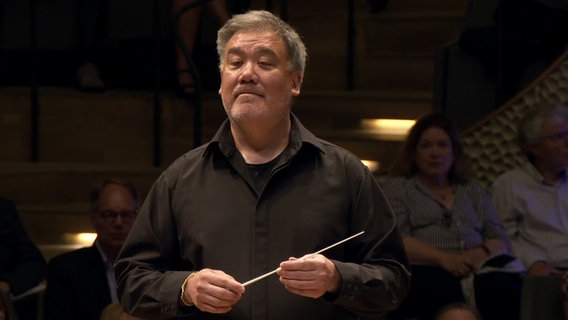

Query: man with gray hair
491 101 568 275
115 9 410 320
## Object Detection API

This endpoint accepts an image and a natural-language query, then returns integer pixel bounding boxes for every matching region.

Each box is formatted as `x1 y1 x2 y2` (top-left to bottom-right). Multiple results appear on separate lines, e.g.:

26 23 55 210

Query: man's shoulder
381 176 409 187
0 198 17 224
380 176 412 194
48 246 98 266
168 144 210 167
0 197 13 207
314 138 362 162
494 167 529 185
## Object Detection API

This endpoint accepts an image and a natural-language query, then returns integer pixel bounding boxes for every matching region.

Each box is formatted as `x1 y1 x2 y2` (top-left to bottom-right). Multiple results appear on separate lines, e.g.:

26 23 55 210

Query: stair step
288 7 464 91
0 161 161 205
357 12 464 55
249 0 470 14
357 54 435 91
0 160 162 259
0 87 431 167
18 204 95 260
388 0 470 13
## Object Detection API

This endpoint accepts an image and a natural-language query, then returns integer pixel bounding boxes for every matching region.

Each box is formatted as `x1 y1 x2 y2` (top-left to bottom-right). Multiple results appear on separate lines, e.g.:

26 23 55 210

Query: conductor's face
218 30 302 126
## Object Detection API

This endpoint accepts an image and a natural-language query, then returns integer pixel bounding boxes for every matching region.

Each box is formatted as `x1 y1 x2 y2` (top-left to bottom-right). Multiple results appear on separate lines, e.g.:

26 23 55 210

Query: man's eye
228 60 242 68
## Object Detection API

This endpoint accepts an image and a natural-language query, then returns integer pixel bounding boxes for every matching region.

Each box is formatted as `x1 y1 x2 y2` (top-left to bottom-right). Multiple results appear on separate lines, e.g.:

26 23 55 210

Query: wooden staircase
0 0 470 259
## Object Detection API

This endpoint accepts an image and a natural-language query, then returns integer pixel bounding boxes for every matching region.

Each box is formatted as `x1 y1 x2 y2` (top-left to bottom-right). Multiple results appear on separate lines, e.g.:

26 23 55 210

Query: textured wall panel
462 50 568 188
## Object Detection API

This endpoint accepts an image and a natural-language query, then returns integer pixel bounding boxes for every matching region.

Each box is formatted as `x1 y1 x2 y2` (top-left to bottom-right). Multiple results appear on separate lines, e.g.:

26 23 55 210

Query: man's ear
291 71 302 97
218 70 223 96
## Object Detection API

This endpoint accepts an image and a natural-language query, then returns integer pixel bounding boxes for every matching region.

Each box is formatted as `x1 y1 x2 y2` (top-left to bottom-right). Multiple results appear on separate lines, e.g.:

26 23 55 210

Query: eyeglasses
96 210 137 224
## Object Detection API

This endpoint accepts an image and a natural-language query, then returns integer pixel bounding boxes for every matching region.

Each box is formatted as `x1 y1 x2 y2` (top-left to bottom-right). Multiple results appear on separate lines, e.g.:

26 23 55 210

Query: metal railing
23 0 368 167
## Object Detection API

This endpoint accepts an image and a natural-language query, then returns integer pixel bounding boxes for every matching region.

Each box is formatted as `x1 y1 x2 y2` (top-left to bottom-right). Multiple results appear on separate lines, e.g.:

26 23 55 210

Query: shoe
176 68 197 98
76 62 105 92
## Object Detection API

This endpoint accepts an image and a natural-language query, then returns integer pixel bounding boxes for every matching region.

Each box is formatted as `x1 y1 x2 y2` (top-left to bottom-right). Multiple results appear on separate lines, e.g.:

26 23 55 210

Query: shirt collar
204 113 325 159
94 238 113 267
523 161 568 186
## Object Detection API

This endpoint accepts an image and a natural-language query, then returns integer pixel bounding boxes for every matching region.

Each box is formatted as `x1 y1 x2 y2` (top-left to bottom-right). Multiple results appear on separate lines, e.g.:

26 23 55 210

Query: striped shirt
381 176 511 255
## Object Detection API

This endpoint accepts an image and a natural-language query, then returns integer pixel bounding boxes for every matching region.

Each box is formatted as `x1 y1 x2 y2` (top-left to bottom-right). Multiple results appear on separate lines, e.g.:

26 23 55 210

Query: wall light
63 232 97 247
360 119 415 140
361 160 380 173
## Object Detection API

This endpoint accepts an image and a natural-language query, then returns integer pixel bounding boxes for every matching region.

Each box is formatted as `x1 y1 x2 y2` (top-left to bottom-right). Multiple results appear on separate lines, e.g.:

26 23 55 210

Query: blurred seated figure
0 197 47 320
44 179 140 320
172 0 230 96
382 112 524 320
491 101 568 276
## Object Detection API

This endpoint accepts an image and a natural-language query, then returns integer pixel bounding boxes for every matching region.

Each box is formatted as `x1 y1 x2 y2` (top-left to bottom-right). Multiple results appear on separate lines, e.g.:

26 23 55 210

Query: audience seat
521 275 564 320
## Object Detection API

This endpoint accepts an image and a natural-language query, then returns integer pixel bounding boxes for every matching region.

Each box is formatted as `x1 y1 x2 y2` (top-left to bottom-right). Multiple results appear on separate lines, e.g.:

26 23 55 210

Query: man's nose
238 62 258 84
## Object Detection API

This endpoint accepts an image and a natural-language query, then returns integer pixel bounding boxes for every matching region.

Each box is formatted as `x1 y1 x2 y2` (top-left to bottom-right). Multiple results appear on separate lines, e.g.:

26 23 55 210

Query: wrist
478 243 491 256
180 272 197 307
325 260 341 294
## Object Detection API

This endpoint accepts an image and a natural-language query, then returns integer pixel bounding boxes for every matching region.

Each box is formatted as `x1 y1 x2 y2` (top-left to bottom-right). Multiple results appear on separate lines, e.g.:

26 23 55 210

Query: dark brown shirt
115 115 410 319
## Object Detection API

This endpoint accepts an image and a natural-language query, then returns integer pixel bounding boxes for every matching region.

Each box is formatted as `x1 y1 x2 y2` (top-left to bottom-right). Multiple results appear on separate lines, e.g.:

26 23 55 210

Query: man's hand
277 254 341 298
463 246 490 271
528 261 564 276
182 269 245 314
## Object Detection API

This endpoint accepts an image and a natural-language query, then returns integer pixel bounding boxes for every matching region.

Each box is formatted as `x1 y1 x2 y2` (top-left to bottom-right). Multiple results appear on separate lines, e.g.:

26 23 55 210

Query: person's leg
172 0 203 95
173 0 230 95
474 272 522 320
205 0 230 24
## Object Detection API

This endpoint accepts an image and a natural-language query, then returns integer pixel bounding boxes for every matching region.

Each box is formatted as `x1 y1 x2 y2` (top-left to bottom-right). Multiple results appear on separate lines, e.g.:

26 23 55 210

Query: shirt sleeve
329 170 411 317
115 173 191 319
491 174 543 268
380 178 412 236
474 182 512 250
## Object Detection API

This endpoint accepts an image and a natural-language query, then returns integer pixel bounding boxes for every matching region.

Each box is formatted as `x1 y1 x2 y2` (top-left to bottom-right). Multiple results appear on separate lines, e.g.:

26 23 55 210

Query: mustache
233 84 263 97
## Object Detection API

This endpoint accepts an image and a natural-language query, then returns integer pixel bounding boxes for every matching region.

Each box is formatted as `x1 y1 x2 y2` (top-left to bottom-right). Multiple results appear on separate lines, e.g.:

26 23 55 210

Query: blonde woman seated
382 113 524 320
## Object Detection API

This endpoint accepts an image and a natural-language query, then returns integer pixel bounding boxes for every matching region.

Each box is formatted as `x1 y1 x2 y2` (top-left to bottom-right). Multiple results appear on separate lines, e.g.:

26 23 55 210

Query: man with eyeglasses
44 179 140 320
491 101 568 276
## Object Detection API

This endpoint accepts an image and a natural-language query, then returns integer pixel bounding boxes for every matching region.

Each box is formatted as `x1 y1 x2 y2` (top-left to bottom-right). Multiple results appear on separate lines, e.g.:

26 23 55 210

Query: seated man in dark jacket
44 179 140 320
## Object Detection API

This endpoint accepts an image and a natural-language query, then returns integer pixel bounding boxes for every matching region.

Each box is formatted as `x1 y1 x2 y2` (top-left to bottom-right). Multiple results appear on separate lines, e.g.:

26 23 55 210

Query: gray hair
216 10 307 76
518 101 568 161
